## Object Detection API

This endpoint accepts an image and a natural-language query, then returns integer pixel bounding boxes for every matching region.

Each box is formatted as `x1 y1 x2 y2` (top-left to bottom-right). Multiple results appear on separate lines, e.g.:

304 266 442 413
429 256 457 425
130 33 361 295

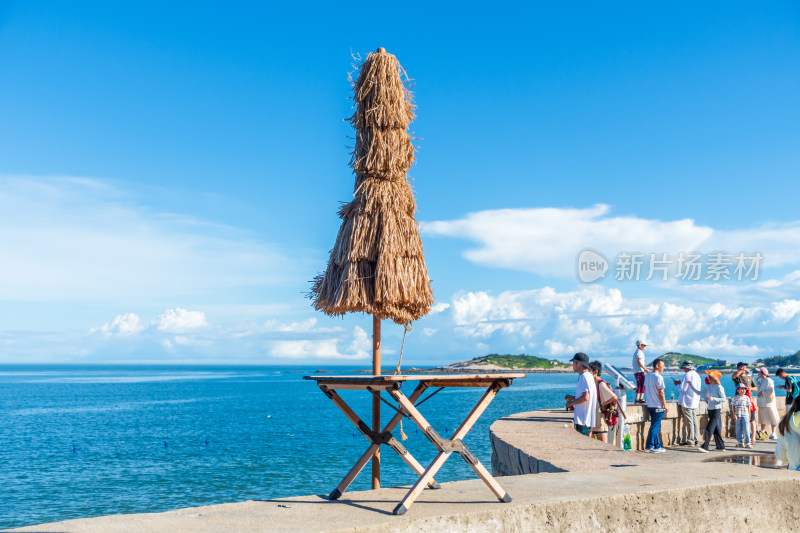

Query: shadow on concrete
497 416 568 423
263 492 507 516
664 446 707 454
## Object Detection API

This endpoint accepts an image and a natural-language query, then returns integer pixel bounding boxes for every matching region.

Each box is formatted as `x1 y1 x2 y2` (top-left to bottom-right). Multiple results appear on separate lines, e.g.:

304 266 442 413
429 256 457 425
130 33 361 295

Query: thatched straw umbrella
311 48 433 489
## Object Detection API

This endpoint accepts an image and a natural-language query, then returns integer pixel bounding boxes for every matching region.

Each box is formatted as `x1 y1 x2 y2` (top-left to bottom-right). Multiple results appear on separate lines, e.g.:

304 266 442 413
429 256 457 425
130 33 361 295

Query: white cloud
269 326 370 360
441 285 800 360
430 303 451 313
155 308 209 333
686 334 760 356
425 204 712 276
770 299 800 322
347 326 371 357
425 204 800 277
0 176 294 303
262 317 318 332
91 313 145 338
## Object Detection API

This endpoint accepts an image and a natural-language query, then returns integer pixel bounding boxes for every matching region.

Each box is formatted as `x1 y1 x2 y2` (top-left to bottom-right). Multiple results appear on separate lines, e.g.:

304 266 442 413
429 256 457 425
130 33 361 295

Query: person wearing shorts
632 339 649 403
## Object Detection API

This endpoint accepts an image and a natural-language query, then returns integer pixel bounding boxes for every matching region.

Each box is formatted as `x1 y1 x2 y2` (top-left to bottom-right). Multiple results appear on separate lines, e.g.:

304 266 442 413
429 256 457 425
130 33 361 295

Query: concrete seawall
10 407 800 533
489 403 787 476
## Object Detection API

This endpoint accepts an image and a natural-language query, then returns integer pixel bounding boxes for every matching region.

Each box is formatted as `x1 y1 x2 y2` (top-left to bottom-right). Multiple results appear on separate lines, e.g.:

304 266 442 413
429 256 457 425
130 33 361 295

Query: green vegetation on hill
652 352 717 368
758 350 800 367
463 354 569 369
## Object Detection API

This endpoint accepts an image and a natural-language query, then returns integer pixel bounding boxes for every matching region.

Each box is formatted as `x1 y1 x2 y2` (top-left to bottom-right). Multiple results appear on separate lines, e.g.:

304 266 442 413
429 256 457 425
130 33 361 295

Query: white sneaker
653 447 666 453
769 434 778 440
697 447 709 453
745 443 753 449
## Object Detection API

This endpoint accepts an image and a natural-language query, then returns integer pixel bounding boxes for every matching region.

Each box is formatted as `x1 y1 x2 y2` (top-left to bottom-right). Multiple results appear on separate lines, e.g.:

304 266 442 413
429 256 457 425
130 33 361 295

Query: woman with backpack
589 361 620 444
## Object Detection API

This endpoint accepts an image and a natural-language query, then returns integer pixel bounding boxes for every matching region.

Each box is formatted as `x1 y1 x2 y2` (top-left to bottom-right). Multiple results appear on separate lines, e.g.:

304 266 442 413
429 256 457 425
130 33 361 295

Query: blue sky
1 1 799 365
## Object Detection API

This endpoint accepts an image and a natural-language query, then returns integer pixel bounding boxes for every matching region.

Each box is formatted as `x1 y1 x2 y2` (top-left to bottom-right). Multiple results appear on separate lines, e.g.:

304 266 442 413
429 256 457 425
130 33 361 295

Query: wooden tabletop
304 373 526 383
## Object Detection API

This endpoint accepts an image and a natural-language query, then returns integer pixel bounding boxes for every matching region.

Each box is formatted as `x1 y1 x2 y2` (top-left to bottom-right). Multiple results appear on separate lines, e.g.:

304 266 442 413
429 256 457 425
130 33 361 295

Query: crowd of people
565 341 800 470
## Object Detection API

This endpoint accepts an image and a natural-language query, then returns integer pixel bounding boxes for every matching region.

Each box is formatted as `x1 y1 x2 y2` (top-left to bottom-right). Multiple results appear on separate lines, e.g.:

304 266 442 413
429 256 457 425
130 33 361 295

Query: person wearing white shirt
565 352 597 437
672 361 702 446
644 358 667 452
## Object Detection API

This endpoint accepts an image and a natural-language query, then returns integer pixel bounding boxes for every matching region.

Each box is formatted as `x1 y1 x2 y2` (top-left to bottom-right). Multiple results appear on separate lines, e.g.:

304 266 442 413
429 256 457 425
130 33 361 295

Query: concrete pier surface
9 408 800 533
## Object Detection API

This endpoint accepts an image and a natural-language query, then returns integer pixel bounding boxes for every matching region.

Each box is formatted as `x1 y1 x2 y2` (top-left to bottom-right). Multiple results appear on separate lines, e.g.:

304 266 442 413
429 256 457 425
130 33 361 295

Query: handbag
597 380 619 426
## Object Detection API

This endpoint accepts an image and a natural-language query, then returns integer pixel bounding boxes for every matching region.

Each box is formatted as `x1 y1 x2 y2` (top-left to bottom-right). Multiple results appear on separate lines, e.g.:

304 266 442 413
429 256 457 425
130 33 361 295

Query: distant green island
438 350 800 375
757 350 800 367
650 352 718 368
654 350 800 369
446 354 571 370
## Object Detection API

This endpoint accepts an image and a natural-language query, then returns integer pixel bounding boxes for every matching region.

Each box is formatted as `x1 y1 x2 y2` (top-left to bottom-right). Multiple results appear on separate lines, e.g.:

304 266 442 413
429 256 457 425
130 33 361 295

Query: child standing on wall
732 383 754 448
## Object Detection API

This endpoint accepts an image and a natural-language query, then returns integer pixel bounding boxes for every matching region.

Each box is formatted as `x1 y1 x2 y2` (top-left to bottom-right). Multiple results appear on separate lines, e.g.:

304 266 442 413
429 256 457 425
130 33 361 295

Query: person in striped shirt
731 383 754 448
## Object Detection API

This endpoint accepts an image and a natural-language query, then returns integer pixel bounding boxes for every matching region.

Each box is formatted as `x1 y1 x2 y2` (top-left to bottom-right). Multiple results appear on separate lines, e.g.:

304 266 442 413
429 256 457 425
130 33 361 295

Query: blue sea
0 365 770 529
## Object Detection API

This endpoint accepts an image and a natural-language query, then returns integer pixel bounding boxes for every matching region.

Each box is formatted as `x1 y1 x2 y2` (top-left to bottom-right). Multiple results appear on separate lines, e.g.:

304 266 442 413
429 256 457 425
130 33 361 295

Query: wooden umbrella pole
372 315 381 489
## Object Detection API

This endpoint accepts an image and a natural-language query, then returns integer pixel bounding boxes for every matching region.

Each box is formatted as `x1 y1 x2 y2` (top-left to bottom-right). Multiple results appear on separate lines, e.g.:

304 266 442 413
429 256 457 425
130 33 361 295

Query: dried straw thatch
311 48 433 325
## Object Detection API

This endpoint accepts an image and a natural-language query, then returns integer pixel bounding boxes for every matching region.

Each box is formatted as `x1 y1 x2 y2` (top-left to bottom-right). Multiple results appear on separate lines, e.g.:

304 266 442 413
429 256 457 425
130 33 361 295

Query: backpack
788 376 799 402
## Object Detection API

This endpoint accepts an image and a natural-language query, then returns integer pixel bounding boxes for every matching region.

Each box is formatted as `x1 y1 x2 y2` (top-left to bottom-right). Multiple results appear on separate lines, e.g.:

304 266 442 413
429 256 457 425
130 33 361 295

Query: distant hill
651 352 717 368
758 350 800 367
447 354 570 370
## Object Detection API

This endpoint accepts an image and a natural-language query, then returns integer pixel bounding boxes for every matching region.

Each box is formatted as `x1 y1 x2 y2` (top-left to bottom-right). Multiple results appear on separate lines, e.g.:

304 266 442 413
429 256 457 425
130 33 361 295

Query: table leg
329 443 379 500
383 435 440 489
393 451 450 515
445 381 511 502
322 383 439 500
390 381 512 514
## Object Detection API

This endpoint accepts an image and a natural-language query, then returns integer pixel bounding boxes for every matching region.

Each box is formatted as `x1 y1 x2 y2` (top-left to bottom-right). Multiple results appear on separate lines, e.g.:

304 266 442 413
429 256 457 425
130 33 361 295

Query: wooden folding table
304 373 525 515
